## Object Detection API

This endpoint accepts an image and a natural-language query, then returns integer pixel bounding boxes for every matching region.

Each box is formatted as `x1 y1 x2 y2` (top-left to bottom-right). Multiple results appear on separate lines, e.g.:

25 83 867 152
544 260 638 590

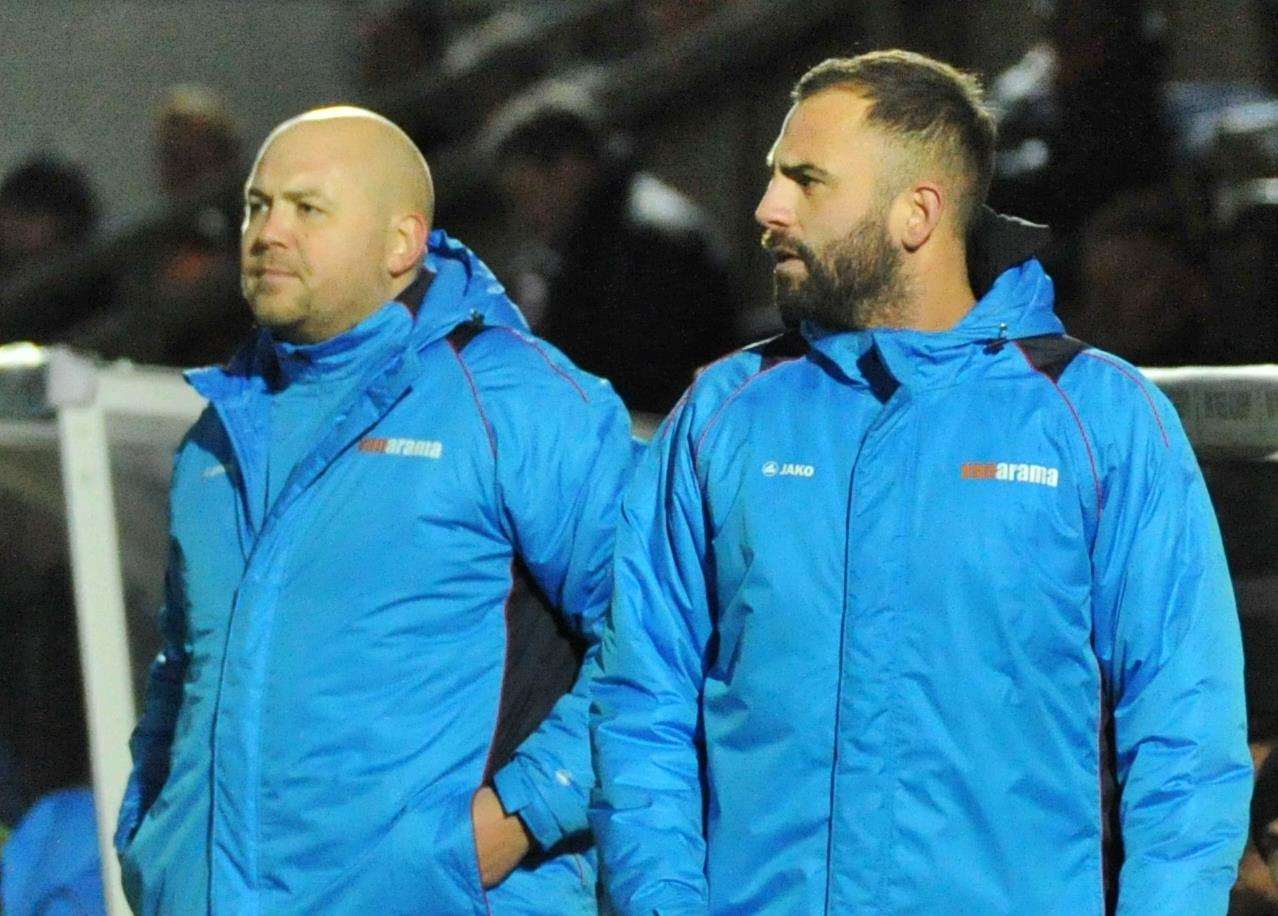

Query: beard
769 210 912 332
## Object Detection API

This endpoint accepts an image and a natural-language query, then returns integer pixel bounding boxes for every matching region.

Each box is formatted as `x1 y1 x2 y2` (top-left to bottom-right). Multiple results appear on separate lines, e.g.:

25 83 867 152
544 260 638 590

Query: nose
246 205 288 253
754 177 795 231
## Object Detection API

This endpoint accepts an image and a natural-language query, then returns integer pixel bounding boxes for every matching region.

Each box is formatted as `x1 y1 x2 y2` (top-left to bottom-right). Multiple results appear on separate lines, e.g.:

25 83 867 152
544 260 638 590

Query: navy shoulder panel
445 314 488 352
486 561 584 781
442 314 587 776
1014 334 1088 383
746 328 810 370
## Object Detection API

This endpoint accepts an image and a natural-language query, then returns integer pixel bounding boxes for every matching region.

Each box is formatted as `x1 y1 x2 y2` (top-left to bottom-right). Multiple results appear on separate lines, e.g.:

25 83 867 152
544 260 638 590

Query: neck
904 243 976 332
273 284 402 346
308 270 420 343
387 267 420 303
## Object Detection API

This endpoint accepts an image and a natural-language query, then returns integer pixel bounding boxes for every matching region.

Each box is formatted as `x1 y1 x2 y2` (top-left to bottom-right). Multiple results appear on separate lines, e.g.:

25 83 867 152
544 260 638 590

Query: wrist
492 763 558 849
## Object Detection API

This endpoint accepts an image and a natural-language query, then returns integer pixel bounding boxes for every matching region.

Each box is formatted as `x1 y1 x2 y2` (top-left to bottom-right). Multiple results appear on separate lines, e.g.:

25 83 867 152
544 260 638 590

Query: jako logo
961 461 1059 488
762 460 815 478
359 437 443 459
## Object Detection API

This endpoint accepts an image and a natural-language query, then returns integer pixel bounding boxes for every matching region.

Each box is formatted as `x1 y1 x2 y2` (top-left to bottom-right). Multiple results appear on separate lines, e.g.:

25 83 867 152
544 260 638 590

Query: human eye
798 167 829 190
780 166 819 190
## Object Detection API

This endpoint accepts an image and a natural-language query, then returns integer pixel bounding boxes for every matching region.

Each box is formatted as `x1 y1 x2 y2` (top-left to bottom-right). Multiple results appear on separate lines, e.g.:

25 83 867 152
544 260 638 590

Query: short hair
793 50 996 231
1081 187 1203 265
484 86 608 167
0 156 98 240
155 84 240 163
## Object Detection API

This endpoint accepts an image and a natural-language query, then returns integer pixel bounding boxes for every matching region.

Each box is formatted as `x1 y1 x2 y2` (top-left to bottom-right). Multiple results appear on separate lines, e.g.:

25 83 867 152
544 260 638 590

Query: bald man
114 108 634 914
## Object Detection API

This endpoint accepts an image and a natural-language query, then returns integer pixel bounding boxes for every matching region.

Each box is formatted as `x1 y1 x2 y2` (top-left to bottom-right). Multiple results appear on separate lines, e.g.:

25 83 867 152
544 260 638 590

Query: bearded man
114 107 634 914
589 50 1251 915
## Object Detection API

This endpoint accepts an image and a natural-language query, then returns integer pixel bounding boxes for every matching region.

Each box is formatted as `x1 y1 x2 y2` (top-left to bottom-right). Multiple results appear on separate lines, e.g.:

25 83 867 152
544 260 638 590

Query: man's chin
248 294 302 327
775 293 814 330
774 276 817 327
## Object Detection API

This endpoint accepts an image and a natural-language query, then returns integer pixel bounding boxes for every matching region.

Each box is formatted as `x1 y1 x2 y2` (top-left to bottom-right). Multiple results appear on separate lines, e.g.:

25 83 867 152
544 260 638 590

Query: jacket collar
410 228 530 350
803 210 1062 390
185 229 529 402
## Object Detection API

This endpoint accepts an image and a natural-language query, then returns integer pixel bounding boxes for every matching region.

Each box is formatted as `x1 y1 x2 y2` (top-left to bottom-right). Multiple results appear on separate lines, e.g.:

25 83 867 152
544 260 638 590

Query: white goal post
0 345 203 916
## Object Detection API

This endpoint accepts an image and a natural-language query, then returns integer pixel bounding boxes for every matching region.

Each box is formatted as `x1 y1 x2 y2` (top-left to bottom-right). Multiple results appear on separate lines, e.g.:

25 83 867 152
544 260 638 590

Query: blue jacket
116 231 635 914
2 788 104 916
590 255 1251 914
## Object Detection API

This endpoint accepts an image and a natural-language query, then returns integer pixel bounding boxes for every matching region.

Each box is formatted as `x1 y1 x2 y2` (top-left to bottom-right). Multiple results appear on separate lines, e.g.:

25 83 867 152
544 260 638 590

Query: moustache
245 262 300 278
761 231 813 265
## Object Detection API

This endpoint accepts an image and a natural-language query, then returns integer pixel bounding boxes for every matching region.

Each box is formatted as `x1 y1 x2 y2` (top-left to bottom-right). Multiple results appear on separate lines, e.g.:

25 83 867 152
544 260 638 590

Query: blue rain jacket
590 255 1251 914
116 231 634 914
2 788 104 915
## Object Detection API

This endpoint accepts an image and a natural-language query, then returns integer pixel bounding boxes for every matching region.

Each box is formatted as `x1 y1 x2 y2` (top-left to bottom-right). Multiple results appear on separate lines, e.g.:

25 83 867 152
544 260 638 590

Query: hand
471 786 532 889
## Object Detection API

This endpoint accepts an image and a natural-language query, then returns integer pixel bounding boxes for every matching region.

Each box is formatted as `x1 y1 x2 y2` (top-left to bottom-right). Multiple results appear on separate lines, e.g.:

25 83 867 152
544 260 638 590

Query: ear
900 181 943 252
387 211 430 277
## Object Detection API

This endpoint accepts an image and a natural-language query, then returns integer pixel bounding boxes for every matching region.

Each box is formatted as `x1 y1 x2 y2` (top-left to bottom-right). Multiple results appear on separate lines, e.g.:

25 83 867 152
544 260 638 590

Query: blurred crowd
989 0 1278 366
1 0 1277 911
3 0 1277 390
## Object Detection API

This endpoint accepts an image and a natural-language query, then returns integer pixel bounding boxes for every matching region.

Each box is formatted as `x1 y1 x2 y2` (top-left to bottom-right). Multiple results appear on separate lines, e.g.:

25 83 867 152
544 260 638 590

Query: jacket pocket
300 784 487 915
118 805 161 912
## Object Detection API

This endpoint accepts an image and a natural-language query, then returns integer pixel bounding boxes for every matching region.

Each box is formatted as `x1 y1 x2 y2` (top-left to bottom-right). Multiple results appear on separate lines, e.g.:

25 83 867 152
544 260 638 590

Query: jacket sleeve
488 367 637 851
1089 390 1252 915
114 542 187 854
589 402 713 914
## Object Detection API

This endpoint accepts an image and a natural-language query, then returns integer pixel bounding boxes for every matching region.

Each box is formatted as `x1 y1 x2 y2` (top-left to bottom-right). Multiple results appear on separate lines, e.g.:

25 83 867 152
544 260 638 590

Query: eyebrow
245 187 328 203
777 161 835 184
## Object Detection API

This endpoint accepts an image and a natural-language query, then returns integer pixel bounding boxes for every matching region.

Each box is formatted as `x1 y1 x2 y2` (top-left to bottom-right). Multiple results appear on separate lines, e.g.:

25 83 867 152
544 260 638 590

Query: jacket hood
411 228 530 349
804 209 1062 389
188 230 528 400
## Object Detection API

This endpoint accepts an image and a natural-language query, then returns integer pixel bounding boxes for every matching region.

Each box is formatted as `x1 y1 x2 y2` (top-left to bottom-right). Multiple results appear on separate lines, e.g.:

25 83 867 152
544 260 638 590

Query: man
1069 188 1211 367
988 0 1171 236
590 50 1251 914
0 156 107 342
69 85 249 367
486 90 738 414
115 107 634 913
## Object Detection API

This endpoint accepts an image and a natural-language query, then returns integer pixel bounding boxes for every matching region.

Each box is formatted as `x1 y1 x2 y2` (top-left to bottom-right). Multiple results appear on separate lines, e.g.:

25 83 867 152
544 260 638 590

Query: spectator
1202 149 1278 364
69 85 248 366
1067 187 1210 366
0 156 106 342
989 0 1173 317
355 1 450 92
0 158 96 274
990 0 1172 234
154 84 241 205
487 89 738 414
641 0 727 39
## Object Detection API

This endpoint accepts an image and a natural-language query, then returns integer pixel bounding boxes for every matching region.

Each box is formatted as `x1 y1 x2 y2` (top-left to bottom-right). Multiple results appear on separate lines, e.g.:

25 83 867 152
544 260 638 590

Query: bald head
253 106 434 224
241 107 435 343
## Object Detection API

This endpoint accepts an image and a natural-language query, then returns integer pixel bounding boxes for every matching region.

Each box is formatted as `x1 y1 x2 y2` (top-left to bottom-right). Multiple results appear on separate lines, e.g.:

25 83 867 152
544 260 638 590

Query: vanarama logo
962 461 1059 488
359 437 443 459
762 460 815 478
